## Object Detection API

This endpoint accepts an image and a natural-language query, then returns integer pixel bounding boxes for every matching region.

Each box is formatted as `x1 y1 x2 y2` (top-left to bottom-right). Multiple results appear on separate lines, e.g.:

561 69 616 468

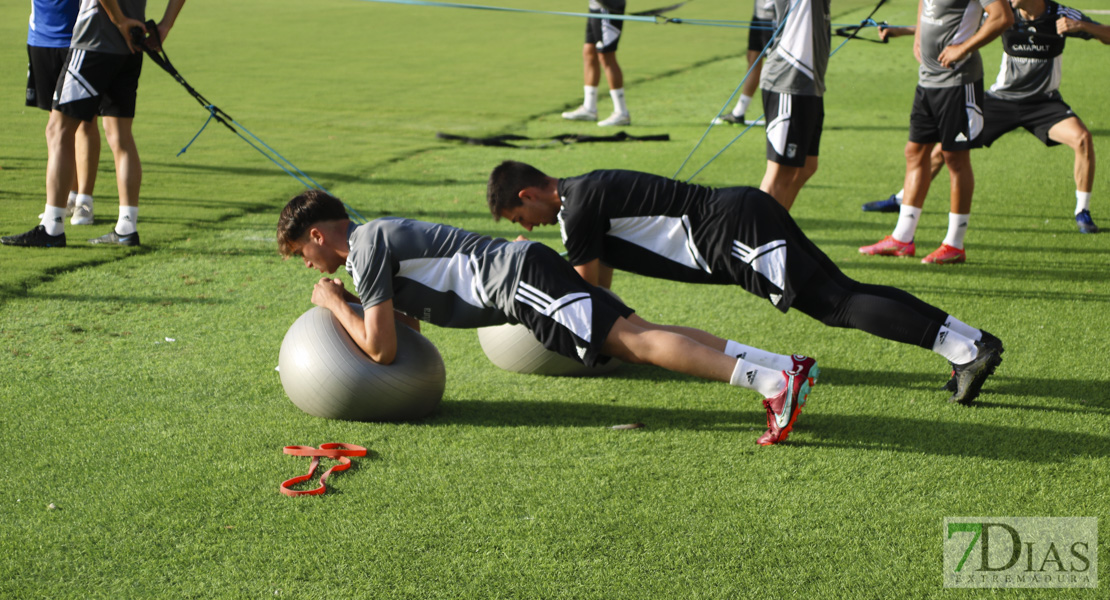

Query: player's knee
1075 128 1093 155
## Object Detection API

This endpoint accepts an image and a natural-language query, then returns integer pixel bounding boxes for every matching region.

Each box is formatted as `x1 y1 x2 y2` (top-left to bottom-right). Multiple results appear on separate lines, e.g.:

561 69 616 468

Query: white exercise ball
278 304 445 421
477 322 621 377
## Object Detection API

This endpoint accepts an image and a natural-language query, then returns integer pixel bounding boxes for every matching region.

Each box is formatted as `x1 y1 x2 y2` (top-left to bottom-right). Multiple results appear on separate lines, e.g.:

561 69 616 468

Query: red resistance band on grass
280 443 367 497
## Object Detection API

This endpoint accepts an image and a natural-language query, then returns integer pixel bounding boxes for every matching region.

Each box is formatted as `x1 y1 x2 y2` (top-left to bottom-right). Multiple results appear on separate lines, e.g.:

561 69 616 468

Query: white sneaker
598 111 631 127
561 105 597 121
39 197 77 220
71 202 94 225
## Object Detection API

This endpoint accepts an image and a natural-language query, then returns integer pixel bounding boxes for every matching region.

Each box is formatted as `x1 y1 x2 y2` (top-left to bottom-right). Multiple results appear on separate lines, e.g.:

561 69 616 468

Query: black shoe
948 340 1004 405
0 225 66 247
939 332 1003 392
88 229 140 246
713 113 745 125
862 194 902 212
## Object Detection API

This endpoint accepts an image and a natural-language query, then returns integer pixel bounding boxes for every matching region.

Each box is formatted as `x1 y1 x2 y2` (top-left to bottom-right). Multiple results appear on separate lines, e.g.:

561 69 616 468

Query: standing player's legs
862 83 983 263
71 118 101 225
100 116 141 236
922 82 983 264
88 51 143 246
45 110 82 233
1047 116 1098 232
760 91 822 210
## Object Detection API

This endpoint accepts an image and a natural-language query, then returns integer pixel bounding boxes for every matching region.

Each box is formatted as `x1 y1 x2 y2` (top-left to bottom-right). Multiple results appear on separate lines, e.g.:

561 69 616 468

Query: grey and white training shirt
917 0 1000 88
345 218 530 328
759 0 831 97
989 1 1098 101
71 0 145 55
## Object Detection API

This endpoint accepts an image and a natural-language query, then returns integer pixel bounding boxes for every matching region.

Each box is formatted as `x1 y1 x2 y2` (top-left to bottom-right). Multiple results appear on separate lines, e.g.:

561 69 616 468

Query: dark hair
487 160 549 221
276 189 350 257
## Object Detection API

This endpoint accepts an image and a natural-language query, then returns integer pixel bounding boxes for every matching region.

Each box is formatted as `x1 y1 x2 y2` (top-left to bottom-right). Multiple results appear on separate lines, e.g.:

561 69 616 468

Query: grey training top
989 1 1097 101
71 0 146 55
345 218 531 328
759 0 831 97
917 0 999 88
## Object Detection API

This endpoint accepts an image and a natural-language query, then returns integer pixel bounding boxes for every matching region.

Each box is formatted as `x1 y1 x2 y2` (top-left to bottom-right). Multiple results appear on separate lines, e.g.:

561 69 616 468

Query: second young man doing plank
488 162 1004 405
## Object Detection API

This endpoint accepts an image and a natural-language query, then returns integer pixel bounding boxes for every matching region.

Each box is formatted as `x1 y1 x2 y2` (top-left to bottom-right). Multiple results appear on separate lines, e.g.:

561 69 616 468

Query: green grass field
2 1 1108 597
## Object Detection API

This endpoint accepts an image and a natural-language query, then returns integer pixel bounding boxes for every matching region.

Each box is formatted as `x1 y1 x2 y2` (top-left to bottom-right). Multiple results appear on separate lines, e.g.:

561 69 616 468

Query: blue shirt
28 0 79 48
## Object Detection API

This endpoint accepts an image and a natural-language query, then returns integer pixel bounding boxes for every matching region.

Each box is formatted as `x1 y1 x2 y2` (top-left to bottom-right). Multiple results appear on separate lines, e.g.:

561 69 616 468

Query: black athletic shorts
586 8 624 53
26 45 69 110
513 244 634 367
981 93 1077 148
763 91 824 166
748 17 774 52
53 48 143 121
716 187 826 313
908 82 984 152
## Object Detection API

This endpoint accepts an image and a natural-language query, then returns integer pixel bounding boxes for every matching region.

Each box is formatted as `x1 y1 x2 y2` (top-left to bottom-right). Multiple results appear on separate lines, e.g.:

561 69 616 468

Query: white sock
1076 191 1091 214
942 212 969 249
932 326 978 365
892 204 922 243
730 358 785 398
733 94 752 117
583 86 599 113
724 339 793 371
41 205 66 236
75 193 93 208
943 316 982 342
609 88 628 115
895 189 905 201
116 206 138 235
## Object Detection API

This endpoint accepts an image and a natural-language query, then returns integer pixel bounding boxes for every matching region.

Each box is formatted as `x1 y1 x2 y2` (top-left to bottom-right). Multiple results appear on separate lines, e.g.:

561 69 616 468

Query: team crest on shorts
786 143 797 159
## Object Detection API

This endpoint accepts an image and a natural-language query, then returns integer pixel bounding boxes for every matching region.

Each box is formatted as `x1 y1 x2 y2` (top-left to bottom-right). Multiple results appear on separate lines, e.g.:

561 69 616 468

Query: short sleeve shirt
71 0 146 55
557 170 743 284
28 0 79 48
917 0 999 87
759 0 831 97
345 218 533 328
989 1 1097 100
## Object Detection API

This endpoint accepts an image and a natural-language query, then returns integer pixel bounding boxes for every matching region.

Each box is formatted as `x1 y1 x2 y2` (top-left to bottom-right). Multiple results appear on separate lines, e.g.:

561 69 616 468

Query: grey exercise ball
278 305 445 421
477 322 621 376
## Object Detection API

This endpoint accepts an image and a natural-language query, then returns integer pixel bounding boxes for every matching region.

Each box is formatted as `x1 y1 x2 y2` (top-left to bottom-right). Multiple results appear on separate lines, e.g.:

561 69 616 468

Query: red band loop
280 443 367 497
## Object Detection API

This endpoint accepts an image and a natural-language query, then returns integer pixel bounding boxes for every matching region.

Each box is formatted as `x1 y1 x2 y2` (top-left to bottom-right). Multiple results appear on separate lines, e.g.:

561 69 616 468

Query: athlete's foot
598 111 631 127
713 113 745 125
859 235 915 257
948 341 1003 405
921 244 965 265
862 194 901 213
756 367 813 446
0 225 66 248
561 105 597 121
1076 210 1099 234
88 229 140 246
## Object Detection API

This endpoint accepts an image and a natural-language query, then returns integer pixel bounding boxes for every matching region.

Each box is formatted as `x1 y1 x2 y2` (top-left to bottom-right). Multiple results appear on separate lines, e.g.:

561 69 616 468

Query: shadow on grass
819 367 1108 408
424 398 1109 463
26 290 227 306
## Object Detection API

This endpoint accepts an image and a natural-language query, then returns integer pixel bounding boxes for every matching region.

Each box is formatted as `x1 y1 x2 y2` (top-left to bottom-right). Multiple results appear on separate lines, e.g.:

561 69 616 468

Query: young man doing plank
487 162 1004 404
278 190 818 445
